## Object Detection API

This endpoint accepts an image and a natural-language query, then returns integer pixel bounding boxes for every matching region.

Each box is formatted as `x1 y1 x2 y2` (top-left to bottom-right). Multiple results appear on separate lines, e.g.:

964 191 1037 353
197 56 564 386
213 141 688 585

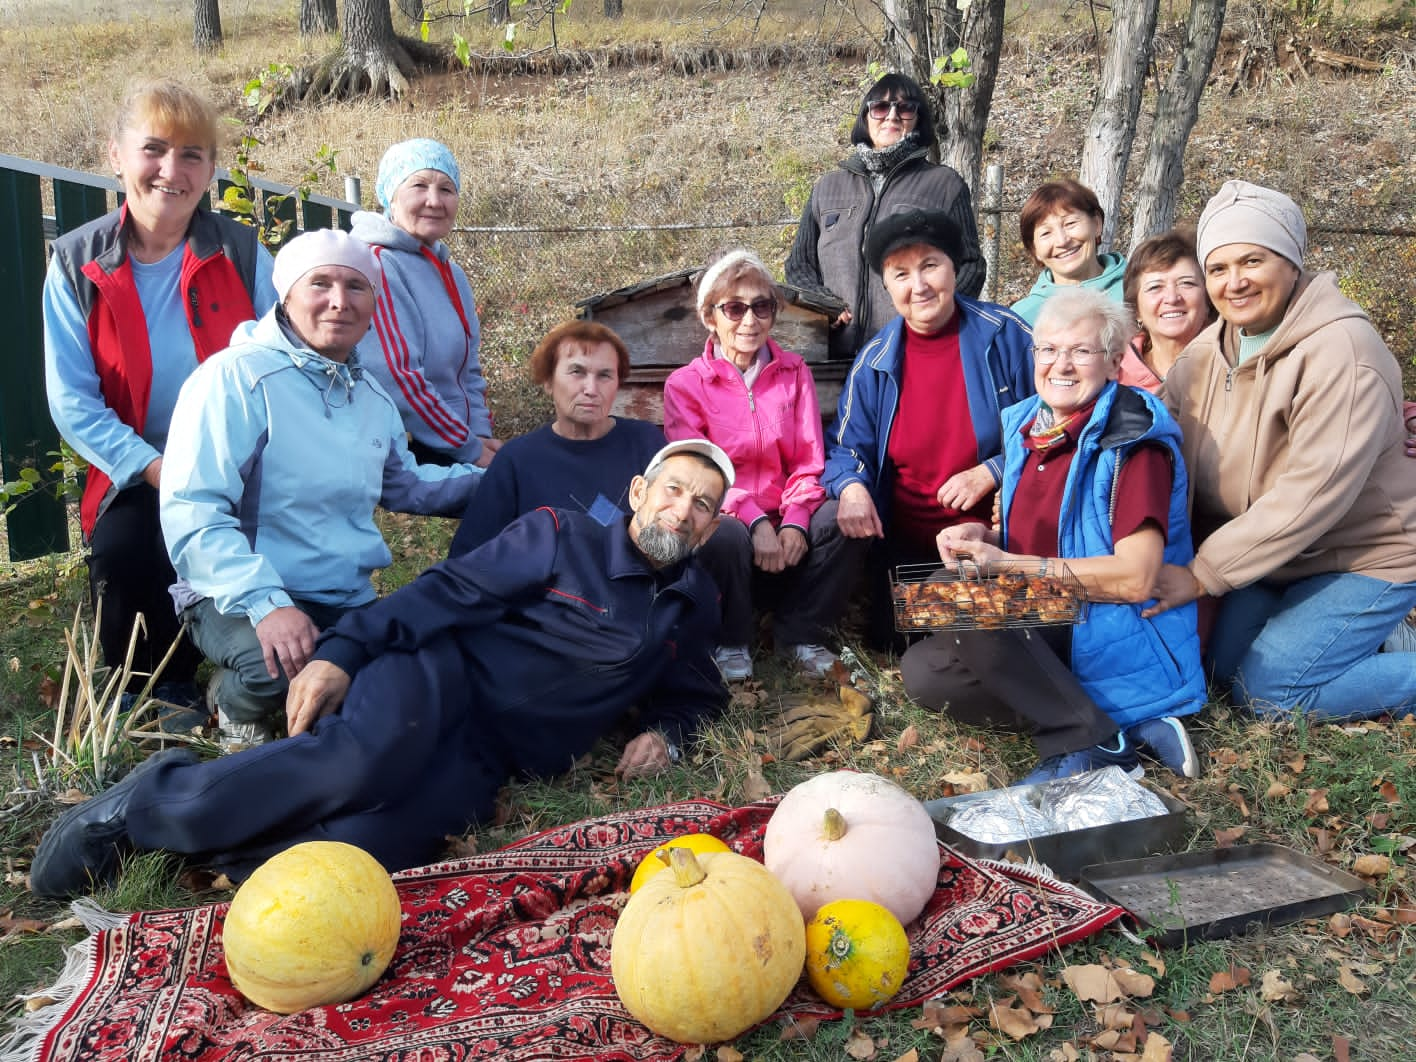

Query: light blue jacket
1010 251 1128 325
160 311 482 625
999 382 1205 727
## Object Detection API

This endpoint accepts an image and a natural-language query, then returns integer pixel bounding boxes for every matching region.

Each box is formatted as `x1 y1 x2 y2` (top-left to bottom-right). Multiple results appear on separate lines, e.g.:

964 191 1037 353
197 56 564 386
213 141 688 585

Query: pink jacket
663 338 827 530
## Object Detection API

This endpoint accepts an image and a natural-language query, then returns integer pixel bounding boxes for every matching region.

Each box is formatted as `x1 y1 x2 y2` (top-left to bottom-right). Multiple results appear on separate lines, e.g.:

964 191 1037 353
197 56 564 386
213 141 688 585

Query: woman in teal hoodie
1010 179 1127 324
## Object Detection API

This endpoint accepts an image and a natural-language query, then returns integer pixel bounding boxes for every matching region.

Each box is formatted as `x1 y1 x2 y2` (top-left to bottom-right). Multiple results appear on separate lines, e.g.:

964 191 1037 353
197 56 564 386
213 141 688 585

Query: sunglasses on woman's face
867 100 919 120
713 298 778 323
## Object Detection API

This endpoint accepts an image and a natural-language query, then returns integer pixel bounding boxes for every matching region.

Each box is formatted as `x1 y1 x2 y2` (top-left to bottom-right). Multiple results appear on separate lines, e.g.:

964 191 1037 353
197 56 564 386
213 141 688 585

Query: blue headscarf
375 138 461 214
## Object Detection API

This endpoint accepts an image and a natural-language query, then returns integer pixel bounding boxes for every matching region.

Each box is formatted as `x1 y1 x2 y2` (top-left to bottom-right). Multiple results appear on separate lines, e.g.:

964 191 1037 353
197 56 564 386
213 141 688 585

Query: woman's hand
141 457 163 489
1142 563 1205 618
616 730 671 778
936 523 1005 568
752 521 785 573
473 437 501 468
286 660 351 737
836 483 884 539
255 606 320 680
778 526 808 568
832 308 854 328
936 464 996 512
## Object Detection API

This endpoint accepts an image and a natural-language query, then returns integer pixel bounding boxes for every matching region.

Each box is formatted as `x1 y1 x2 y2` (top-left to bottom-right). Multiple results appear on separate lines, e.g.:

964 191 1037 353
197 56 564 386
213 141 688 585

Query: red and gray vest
49 204 261 536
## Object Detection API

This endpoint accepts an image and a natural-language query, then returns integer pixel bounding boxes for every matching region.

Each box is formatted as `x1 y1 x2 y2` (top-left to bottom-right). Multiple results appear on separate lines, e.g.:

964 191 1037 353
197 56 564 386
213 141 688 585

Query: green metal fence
0 153 357 562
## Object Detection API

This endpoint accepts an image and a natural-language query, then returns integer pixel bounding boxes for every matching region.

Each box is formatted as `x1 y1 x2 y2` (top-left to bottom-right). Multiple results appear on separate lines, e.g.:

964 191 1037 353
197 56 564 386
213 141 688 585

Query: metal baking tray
924 782 1190 883
892 561 1089 633
1079 843 1370 946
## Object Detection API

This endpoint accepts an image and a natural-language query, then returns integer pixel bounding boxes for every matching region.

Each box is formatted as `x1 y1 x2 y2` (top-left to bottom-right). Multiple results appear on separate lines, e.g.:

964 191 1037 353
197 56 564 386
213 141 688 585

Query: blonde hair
111 80 220 157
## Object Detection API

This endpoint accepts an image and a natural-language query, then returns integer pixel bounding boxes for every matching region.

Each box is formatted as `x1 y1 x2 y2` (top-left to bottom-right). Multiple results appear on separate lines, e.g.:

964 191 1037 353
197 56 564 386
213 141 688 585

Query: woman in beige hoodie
1145 181 1416 720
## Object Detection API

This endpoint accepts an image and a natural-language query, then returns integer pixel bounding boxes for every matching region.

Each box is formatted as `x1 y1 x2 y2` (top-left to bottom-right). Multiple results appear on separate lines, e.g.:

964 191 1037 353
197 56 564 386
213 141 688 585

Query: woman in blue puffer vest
901 288 1205 785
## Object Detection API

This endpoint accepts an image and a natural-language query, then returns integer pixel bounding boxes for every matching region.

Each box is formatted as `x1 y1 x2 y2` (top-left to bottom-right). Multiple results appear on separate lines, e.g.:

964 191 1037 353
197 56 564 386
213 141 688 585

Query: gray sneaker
217 706 274 753
781 643 841 678
713 646 753 682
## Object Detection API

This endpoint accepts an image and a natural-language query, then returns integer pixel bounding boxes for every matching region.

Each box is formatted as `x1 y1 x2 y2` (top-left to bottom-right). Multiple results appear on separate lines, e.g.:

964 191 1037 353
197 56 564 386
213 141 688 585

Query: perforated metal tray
1079 843 1369 946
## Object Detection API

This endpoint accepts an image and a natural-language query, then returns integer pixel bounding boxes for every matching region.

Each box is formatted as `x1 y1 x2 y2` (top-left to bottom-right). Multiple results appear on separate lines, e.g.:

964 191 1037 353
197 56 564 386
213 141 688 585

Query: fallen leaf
845 1026 877 1059
1368 811 1391 830
1286 752 1306 773
1215 825 1247 847
1166 1008 1192 1022
917 1000 984 1028
1208 966 1251 994
1139 1030 1173 1061
1089 1028 1133 1052
1309 827 1335 853
1349 915 1395 942
941 770 990 794
1063 964 1131 1003
37 675 61 710
890 1051 919 1062
896 724 920 751
1226 787 1251 818
778 1016 819 1040
715 1047 744 1062
0 913 49 937
47 916 83 932
1375 779 1400 803
1264 780 1292 799
1094 1002 1136 1030
1260 969 1300 1003
56 789 89 806
24 996 58 1013
1333 1034 1351 1062
990 997 1052 1040
1110 968 1156 997
937 1036 986 1062
1047 1046 1082 1062
1140 951 1166 976
741 768 772 804
1336 965 1368 995
1352 854 1392 878
684 1047 706 1062
1303 789 1330 816
998 971 1054 1013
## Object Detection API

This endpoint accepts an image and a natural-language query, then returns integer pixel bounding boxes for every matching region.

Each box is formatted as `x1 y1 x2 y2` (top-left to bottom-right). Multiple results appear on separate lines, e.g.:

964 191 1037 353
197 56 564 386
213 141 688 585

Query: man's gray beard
636 522 691 566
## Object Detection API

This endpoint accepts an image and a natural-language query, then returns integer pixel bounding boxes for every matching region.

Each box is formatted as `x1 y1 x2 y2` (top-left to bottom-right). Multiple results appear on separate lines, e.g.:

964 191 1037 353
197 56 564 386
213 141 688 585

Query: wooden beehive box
575 270 850 424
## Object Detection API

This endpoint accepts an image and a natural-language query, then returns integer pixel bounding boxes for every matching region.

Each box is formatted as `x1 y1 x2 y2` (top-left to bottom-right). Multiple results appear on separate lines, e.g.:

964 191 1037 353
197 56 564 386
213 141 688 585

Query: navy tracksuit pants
124 637 505 878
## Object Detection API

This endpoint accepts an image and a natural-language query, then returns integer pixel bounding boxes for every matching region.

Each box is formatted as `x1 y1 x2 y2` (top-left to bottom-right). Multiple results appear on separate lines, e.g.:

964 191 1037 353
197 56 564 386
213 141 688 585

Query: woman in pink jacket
664 249 864 681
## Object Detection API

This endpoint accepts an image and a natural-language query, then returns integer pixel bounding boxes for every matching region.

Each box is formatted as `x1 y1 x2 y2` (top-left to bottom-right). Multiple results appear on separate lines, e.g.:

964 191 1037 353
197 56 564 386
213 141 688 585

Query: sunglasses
713 298 778 322
866 99 920 120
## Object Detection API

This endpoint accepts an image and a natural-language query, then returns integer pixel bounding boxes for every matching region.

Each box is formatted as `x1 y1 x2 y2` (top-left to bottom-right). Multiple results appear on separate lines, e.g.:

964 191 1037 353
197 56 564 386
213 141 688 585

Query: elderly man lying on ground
30 439 735 897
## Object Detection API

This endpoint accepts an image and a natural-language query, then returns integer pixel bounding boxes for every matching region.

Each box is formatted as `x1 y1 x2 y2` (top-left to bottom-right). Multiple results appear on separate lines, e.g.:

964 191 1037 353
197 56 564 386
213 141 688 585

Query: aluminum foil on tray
944 766 1170 845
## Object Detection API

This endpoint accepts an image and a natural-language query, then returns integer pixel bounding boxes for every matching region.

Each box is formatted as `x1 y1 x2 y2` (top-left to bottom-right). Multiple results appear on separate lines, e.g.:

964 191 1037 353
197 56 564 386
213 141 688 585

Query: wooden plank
0 166 69 559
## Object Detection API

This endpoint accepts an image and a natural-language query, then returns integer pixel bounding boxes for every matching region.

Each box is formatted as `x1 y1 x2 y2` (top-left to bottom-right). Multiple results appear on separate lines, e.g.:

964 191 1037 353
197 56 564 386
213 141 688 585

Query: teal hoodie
1010 251 1128 325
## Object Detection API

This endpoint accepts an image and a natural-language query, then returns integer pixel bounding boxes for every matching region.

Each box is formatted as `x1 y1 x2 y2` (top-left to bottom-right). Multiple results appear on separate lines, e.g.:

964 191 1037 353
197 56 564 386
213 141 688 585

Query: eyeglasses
866 100 920 120
1032 344 1106 365
713 298 778 322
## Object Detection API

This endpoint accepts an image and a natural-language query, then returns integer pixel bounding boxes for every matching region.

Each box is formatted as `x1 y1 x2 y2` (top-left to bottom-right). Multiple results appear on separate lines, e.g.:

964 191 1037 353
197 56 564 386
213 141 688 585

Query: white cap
272 228 382 301
645 439 735 489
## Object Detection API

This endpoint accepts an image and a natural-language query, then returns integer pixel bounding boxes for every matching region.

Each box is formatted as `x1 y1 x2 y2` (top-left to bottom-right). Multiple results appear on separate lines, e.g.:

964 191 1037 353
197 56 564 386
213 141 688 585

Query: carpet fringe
0 901 118 1062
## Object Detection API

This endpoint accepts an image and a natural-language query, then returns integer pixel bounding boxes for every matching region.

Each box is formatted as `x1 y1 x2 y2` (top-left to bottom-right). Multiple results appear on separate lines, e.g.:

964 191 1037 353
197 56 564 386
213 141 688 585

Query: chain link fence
444 183 1416 436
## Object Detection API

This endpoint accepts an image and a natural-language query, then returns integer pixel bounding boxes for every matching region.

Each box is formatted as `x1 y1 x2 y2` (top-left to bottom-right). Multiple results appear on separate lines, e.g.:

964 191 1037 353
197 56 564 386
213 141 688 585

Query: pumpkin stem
822 807 848 842
667 846 708 888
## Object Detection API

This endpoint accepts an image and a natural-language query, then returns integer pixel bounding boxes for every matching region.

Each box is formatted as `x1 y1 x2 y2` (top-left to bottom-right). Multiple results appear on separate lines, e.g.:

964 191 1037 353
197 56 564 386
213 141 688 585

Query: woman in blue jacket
900 289 1205 784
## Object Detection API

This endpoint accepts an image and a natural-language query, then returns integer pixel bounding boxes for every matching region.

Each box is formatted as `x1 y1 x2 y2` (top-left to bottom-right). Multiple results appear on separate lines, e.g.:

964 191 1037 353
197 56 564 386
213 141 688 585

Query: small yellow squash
805 899 911 1010
628 832 731 893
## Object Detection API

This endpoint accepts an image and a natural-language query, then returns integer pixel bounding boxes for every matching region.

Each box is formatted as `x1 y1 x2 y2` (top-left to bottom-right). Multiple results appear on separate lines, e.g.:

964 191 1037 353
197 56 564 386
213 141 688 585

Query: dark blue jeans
1207 572 1416 720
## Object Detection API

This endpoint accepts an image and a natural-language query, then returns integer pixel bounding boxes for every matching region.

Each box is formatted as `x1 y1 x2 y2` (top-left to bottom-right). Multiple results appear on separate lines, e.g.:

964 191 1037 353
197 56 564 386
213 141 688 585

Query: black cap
864 208 965 274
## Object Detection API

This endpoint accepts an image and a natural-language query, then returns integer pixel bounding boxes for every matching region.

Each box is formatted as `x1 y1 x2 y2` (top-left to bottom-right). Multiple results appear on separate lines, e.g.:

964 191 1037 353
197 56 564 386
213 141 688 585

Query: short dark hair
529 320 631 386
849 73 937 151
1019 179 1103 261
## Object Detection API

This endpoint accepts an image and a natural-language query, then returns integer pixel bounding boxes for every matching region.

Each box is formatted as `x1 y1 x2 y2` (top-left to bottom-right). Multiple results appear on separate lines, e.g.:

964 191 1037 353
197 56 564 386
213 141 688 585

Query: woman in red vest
44 80 276 716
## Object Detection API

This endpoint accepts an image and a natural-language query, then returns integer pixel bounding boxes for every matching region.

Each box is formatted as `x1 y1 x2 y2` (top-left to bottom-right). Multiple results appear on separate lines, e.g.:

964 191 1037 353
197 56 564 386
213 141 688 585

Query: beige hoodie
1164 271 1416 595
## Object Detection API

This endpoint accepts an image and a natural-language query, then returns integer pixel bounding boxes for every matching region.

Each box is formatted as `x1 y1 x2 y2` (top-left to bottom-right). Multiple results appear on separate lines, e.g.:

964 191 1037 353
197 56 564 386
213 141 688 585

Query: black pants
693 501 866 647
899 626 1118 758
86 484 201 692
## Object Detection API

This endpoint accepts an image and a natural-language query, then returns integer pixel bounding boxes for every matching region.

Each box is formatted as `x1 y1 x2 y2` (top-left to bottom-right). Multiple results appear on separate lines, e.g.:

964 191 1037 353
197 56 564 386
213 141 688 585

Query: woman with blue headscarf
351 138 500 467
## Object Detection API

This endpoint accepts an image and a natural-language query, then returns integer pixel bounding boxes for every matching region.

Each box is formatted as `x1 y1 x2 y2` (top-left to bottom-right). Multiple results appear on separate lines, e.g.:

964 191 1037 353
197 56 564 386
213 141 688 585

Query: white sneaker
217 706 274 754
783 643 840 678
713 646 753 682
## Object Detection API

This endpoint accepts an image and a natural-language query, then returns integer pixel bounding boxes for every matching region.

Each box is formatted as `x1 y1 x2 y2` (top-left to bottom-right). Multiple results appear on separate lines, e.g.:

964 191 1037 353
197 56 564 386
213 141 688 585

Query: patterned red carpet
34 799 1121 1061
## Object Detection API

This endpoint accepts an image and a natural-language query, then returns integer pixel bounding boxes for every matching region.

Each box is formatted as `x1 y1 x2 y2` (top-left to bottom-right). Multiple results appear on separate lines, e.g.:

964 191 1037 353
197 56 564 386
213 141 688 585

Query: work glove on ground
765 684 874 762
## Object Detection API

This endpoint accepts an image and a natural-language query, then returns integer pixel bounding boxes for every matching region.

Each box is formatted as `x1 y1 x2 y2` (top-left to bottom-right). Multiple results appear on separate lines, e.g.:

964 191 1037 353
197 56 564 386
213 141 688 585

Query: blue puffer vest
999 382 1205 727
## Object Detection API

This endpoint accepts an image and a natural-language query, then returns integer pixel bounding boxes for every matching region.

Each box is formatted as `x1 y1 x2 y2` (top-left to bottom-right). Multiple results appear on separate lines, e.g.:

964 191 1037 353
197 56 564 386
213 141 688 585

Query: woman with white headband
160 229 482 749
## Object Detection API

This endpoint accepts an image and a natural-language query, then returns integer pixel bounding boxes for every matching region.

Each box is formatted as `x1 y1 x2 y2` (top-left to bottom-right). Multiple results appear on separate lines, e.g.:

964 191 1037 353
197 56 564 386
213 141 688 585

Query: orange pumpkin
628 832 731 893
805 899 911 1010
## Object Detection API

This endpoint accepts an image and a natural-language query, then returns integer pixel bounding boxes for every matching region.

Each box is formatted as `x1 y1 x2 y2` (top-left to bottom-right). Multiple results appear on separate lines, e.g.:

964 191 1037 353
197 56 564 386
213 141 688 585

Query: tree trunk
193 0 223 50
488 0 510 23
1079 0 1161 250
300 0 338 34
603 0 623 17
1130 0 1229 248
396 0 423 25
937 0 1006 199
